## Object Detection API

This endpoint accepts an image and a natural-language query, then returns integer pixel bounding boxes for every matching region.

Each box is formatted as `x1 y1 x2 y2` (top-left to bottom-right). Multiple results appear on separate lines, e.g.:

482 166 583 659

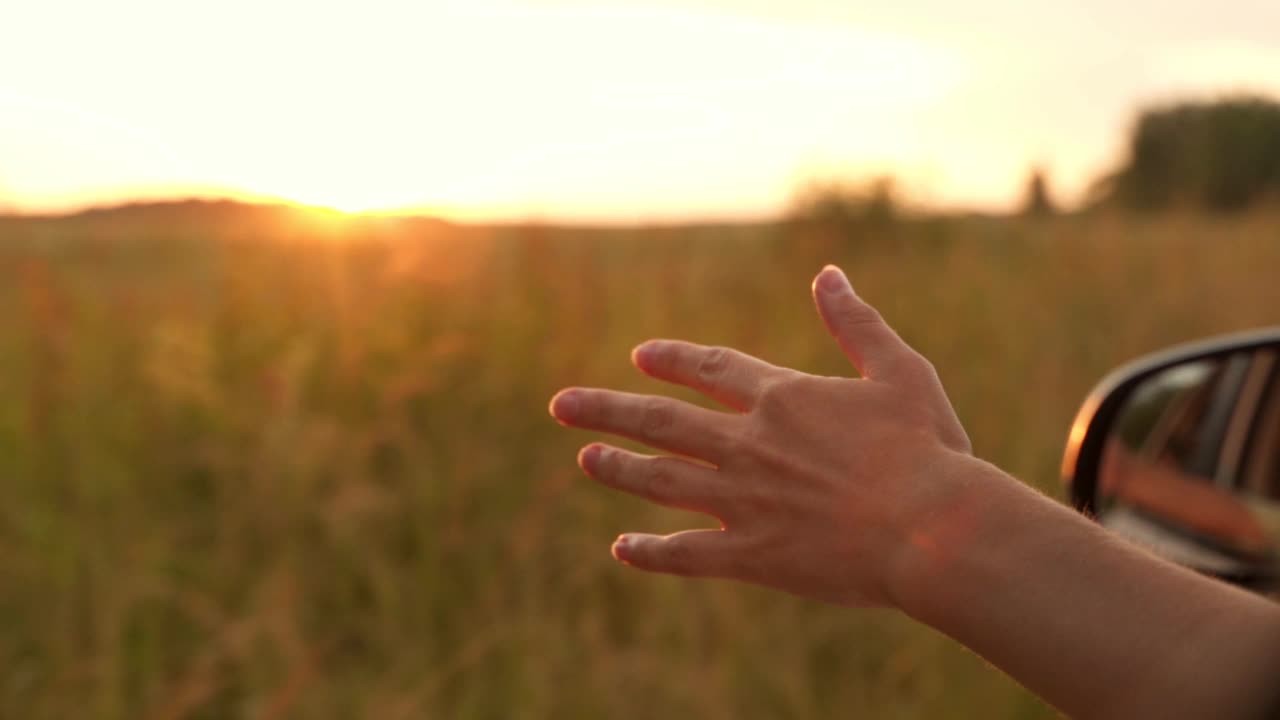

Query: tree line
793 94 1280 224
1092 95 1280 213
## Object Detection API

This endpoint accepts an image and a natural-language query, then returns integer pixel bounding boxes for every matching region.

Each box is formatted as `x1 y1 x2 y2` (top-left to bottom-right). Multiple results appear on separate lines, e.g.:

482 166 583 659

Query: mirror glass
1097 346 1280 585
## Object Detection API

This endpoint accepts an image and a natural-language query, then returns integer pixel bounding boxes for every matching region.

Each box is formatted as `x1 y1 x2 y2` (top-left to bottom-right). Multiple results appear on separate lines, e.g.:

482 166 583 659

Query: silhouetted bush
1093 96 1280 212
789 175 897 230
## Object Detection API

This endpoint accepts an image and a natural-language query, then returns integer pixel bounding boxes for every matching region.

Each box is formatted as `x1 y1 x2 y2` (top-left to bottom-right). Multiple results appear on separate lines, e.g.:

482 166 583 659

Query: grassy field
1 203 1278 718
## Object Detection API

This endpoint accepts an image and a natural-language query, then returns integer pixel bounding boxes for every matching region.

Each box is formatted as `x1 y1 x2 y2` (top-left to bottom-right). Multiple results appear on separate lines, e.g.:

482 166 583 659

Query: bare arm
896 453 1280 718
548 266 1280 718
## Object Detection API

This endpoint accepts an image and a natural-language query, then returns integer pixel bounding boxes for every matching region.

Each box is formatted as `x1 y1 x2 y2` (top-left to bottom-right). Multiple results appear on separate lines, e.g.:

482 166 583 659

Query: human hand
548 265 974 608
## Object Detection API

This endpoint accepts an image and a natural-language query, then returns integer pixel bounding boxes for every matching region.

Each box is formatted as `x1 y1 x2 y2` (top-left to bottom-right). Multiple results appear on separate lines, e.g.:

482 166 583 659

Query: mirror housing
1063 327 1280 589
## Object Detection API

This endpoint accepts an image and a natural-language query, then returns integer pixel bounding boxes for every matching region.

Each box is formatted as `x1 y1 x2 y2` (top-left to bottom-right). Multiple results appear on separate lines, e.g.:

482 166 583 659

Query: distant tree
863 176 897 226
1095 95 1280 212
1022 167 1055 216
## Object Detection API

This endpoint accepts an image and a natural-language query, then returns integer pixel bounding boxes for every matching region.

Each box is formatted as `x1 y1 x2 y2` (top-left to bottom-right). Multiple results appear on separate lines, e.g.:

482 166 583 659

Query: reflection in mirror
1098 347 1280 586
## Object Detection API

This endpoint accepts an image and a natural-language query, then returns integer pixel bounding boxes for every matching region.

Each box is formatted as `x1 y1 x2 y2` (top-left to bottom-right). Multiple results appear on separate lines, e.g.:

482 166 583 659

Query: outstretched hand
553 265 1280 717
549 265 974 608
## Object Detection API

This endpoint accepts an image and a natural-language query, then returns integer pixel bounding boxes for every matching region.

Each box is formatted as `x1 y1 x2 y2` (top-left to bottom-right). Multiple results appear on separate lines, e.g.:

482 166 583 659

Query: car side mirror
1062 328 1280 590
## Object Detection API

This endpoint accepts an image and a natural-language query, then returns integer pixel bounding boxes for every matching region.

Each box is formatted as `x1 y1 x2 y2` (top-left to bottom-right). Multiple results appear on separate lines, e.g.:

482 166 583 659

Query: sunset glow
4 0 1279 220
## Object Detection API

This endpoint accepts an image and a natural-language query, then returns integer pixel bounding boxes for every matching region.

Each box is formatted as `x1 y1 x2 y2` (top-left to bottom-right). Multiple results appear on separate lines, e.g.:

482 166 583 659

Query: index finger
631 340 781 411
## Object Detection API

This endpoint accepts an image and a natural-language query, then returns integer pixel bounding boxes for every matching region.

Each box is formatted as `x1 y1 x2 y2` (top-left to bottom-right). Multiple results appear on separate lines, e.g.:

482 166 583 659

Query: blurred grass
1 205 1279 718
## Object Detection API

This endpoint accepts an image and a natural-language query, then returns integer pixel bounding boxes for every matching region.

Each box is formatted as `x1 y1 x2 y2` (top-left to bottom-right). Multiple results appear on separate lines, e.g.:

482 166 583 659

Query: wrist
884 451 1033 619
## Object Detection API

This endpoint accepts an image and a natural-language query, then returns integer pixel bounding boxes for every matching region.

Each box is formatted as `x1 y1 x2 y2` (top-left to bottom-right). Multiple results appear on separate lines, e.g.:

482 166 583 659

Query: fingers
579 443 733 519
811 265 917 381
611 529 739 578
549 387 740 462
631 340 779 411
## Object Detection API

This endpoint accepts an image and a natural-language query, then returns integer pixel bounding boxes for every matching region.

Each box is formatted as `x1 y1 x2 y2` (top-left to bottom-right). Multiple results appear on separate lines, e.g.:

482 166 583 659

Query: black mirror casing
1063 327 1280 589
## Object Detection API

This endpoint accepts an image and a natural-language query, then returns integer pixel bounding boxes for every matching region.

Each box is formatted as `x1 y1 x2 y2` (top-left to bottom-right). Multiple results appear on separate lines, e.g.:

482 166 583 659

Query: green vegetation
1095 96 1280 212
2 203 1279 718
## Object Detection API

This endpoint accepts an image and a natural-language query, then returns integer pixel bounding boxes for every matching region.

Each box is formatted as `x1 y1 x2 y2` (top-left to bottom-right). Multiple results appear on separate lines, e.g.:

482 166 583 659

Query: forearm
892 453 1280 719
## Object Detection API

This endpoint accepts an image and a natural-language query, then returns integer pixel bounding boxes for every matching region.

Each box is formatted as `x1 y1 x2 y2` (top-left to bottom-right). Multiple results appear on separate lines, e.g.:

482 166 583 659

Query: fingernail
817 265 849 294
579 444 602 473
611 535 633 563
631 342 655 367
550 390 579 420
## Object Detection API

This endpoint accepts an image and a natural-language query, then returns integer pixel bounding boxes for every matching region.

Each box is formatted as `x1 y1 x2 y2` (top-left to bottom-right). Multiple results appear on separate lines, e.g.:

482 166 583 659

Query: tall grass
1 206 1278 718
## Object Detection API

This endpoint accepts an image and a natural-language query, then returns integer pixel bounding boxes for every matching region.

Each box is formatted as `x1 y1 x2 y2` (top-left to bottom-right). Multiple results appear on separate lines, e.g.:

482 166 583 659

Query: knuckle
753 373 804 417
695 346 730 386
899 350 939 384
662 540 694 573
753 375 786 407
738 425 785 469
709 419 746 460
704 420 743 461
719 431 751 464
642 460 677 500
917 355 941 381
641 397 674 434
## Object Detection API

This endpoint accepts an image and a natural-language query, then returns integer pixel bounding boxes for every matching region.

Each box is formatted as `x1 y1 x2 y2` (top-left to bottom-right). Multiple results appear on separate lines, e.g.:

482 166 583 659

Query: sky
2 0 1279 221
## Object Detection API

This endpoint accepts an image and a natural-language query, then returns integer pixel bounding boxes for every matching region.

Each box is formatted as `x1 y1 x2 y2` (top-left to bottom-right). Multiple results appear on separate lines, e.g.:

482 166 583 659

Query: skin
1102 439 1273 555
549 265 1280 718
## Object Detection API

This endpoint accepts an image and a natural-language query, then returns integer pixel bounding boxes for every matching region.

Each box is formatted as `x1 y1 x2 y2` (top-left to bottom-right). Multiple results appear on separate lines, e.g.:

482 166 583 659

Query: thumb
811 265 915 380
